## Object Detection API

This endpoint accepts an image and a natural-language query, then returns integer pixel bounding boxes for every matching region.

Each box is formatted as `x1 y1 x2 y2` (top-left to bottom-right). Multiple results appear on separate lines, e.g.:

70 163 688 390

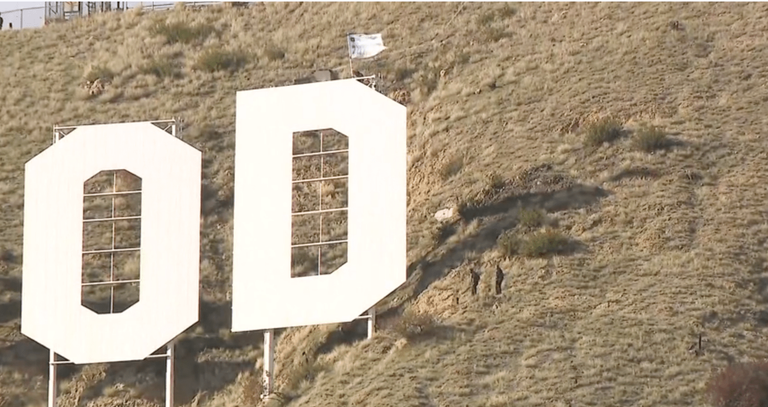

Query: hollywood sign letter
20 79 406 367
22 122 202 364
231 79 407 332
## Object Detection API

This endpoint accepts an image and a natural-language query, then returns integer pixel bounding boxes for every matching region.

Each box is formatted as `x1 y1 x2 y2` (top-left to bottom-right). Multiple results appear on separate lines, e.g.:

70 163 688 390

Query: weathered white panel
21 122 201 364
232 79 407 332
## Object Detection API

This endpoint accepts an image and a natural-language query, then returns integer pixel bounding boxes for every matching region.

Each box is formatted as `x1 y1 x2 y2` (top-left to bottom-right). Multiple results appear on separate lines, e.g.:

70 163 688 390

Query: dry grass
193 48 249 73
3 2 768 407
632 124 670 153
583 116 624 147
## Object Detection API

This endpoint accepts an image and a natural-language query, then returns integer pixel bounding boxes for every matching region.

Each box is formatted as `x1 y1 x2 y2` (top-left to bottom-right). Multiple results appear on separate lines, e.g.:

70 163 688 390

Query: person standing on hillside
0 14 4 30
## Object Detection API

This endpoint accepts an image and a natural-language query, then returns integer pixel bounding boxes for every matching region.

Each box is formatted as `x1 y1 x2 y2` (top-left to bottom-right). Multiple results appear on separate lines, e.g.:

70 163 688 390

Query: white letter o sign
232 80 407 332
21 122 201 364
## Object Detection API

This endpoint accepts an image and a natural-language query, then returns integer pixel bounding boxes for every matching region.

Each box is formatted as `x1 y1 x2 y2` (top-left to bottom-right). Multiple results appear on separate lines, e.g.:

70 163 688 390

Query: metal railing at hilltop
0 2 223 30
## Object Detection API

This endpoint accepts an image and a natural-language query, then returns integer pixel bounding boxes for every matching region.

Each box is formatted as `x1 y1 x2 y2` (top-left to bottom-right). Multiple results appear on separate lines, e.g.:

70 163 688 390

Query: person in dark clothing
495 264 505 295
470 269 480 296
0 14 4 30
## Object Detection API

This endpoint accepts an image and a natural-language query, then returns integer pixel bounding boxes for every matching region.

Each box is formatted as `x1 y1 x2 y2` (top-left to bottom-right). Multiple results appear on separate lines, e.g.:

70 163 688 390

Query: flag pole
347 32 354 78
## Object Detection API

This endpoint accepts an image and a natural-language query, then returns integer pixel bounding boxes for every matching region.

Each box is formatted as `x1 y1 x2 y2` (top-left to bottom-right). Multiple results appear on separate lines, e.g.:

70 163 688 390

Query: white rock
434 208 455 222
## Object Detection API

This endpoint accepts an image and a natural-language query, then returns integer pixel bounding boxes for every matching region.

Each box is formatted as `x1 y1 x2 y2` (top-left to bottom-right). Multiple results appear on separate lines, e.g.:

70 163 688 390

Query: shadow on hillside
609 166 661 183
75 317 263 406
0 337 58 377
365 182 610 349
0 299 260 405
410 183 609 296
699 254 768 364
76 354 255 406
0 276 21 324
315 318 368 356
459 184 610 222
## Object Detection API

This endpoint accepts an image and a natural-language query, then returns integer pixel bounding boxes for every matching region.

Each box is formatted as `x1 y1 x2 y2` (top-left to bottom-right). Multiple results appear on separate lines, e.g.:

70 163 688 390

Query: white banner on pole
347 33 387 59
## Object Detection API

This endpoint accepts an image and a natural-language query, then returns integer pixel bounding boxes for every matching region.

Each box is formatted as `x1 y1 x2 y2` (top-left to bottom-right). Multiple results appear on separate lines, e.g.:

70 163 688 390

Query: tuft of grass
497 230 522 257
706 361 768 407
456 51 471 65
432 222 457 247
233 372 264 406
483 27 513 43
139 58 182 79
194 48 249 73
584 116 623 147
519 228 569 257
632 124 669 152
440 154 464 180
518 207 546 230
0 246 16 263
394 66 415 82
83 65 115 84
483 171 506 191
476 11 497 27
149 21 216 45
263 45 286 62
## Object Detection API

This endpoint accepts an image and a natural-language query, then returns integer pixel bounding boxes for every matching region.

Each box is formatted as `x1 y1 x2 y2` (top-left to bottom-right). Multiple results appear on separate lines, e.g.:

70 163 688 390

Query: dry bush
149 20 216 44
431 221 458 247
0 246 15 263
83 65 115 84
394 66 415 82
483 171 506 191
705 361 768 407
632 124 669 153
517 207 546 230
235 371 264 406
263 45 286 62
483 27 513 42
194 48 249 73
497 229 522 258
140 57 182 79
440 154 465 180
584 116 623 147
390 309 438 340
520 228 569 257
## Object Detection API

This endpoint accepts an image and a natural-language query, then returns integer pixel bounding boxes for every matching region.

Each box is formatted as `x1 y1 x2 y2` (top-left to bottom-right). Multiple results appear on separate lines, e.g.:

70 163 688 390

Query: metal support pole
19 9 23 29
48 350 57 407
261 329 275 399
368 308 376 339
165 341 175 407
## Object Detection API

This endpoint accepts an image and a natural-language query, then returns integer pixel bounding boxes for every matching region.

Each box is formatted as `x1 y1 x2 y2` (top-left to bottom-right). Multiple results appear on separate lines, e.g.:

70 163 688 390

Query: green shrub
632 125 668 153
194 49 249 73
520 228 569 257
149 21 215 44
584 116 623 147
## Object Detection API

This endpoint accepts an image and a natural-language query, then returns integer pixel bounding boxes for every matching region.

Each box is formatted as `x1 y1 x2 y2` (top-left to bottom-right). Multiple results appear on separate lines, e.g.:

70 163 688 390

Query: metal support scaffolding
261 329 275 399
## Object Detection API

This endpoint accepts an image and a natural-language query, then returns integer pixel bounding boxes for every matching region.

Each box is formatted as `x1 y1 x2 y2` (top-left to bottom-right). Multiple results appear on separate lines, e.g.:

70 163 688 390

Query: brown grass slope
1 2 768 406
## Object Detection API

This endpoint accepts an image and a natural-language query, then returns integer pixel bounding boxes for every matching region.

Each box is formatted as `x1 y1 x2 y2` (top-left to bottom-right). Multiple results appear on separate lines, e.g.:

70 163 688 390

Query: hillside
2 2 768 406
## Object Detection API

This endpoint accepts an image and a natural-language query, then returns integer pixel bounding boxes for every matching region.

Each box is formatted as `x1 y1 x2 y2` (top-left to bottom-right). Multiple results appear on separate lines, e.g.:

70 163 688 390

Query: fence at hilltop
0 2 222 30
